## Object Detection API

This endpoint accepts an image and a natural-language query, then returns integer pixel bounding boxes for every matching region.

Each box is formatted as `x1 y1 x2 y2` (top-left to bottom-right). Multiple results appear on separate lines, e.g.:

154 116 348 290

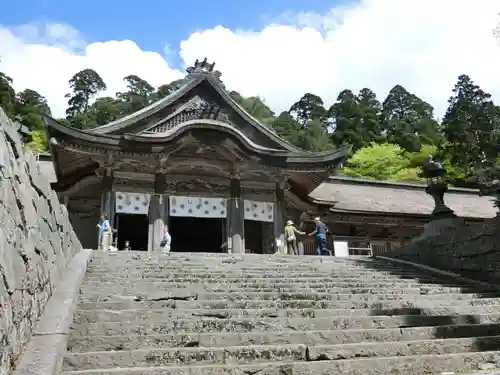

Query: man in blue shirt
308 217 331 256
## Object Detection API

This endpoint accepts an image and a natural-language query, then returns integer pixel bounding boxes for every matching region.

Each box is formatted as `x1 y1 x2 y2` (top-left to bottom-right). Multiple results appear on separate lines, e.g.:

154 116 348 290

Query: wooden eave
44 116 350 173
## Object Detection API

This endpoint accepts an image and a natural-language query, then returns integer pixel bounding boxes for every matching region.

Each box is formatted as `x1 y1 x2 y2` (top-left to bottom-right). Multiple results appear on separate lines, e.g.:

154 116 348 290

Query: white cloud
1 0 499 119
0 23 183 117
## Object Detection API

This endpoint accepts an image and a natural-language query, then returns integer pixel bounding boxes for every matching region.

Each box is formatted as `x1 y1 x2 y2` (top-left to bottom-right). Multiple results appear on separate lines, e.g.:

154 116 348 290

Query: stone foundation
0 108 83 374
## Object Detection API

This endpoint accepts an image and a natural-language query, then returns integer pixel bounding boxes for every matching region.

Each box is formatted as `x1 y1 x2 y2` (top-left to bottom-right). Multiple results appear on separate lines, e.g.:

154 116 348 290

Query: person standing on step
285 220 305 255
307 217 331 256
97 213 112 251
160 226 172 254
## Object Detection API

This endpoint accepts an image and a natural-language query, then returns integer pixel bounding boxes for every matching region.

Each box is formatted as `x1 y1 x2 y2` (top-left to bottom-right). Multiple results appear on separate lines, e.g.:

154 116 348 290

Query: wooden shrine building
43 59 351 253
42 59 496 254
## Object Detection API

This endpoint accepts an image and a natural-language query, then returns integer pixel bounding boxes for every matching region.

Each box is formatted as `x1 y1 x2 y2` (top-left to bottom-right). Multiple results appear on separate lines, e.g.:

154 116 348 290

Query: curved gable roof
88 65 307 153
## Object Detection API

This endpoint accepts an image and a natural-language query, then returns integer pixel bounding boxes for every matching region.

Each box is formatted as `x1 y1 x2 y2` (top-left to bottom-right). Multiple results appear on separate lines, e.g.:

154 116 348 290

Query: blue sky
1 0 338 68
1 0 498 119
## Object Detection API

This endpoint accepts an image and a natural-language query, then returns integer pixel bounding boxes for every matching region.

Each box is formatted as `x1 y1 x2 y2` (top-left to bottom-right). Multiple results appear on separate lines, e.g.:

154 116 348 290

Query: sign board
333 241 349 257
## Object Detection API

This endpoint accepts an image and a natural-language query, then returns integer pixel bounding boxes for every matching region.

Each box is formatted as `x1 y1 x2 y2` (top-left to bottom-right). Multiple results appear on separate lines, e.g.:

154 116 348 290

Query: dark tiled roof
310 176 496 219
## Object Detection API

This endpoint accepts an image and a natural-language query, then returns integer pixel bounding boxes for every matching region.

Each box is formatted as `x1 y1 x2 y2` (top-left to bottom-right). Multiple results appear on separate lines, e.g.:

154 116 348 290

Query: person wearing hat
284 220 305 255
307 217 331 256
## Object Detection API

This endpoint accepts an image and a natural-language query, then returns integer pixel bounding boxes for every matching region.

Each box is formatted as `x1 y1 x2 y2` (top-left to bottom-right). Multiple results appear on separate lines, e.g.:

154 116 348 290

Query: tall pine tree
380 85 442 152
329 88 382 152
441 74 499 179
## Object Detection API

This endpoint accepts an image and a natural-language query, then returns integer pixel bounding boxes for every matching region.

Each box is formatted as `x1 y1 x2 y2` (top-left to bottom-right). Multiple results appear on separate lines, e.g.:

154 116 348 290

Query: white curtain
244 200 274 222
169 196 227 218
115 192 151 215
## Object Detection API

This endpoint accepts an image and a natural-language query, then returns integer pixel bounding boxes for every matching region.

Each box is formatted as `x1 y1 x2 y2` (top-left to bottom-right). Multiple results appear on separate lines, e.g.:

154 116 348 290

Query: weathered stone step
70 314 500 336
77 296 500 311
79 283 489 296
85 273 468 286
67 323 500 352
85 268 436 278
77 290 500 303
72 305 500 325
61 350 500 375
83 275 466 287
73 323 500 352
88 253 378 261
84 262 431 271
80 278 479 289
63 335 500 369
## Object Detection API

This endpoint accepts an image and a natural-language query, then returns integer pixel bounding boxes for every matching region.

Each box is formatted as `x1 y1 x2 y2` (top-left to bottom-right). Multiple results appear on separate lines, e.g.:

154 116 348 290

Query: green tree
65 69 107 121
289 93 327 126
343 143 414 181
116 75 155 114
380 85 442 152
15 89 51 130
441 74 499 179
272 111 301 141
230 91 275 125
357 88 383 143
26 129 48 153
85 97 124 126
329 89 382 152
296 119 334 152
0 68 16 116
154 79 184 100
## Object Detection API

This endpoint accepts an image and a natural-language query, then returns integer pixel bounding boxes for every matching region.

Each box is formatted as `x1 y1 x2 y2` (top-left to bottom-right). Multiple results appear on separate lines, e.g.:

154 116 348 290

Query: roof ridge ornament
186 58 224 86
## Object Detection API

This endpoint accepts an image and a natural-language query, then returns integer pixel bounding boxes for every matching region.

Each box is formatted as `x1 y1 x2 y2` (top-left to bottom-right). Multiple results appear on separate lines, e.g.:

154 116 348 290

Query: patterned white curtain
169 196 227 218
244 200 274 222
115 192 151 215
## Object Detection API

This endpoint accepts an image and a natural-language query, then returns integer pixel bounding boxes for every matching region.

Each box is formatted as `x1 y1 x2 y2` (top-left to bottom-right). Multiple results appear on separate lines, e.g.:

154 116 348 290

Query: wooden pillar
148 173 168 252
273 180 286 253
227 177 245 254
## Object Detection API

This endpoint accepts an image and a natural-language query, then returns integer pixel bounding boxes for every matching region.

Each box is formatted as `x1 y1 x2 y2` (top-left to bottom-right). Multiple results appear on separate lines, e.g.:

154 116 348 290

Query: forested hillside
1 64 499 189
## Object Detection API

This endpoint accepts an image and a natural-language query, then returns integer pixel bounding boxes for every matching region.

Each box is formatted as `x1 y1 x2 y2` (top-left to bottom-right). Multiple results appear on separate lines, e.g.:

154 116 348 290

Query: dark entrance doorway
244 220 263 254
115 213 149 250
169 216 225 253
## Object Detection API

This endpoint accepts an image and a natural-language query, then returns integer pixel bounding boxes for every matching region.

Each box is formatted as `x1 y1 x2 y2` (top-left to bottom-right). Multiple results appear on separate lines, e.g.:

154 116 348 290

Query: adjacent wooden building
41 59 496 254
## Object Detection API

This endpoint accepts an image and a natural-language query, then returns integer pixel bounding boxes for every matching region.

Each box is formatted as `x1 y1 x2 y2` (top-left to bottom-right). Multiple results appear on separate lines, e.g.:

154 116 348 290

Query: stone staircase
62 251 500 374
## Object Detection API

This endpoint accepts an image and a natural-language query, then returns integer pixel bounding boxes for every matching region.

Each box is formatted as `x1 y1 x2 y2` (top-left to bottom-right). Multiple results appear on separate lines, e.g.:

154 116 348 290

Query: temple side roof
310 176 496 219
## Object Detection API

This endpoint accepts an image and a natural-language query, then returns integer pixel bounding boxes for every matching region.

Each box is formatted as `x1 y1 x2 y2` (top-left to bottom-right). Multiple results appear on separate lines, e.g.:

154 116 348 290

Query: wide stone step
72 305 500 325
80 278 480 289
78 284 490 298
77 291 500 303
77 296 500 311
67 323 500 352
70 314 500 336
61 351 500 375
90 257 412 270
83 275 471 288
63 335 500 370
81 280 488 294
86 262 424 271
85 269 438 278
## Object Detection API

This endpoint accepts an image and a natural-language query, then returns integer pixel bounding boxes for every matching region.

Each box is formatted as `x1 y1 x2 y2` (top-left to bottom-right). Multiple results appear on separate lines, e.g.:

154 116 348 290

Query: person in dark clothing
307 217 331 256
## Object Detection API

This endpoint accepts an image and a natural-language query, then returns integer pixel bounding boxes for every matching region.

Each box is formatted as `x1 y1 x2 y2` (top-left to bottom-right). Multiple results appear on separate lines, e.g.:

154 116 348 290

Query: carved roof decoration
141 95 230 134
78 58 308 153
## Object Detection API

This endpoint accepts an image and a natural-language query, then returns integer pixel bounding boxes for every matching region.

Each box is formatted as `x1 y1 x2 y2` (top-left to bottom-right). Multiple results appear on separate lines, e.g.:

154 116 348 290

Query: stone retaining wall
0 108 83 374
381 217 500 283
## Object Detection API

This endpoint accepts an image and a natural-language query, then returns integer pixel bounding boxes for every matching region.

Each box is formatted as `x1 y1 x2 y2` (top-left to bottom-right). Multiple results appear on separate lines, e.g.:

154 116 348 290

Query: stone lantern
420 155 456 219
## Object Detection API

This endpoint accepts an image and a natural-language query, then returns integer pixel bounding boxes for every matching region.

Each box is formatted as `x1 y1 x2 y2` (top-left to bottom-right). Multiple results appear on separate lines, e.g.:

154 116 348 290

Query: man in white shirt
160 226 172 254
